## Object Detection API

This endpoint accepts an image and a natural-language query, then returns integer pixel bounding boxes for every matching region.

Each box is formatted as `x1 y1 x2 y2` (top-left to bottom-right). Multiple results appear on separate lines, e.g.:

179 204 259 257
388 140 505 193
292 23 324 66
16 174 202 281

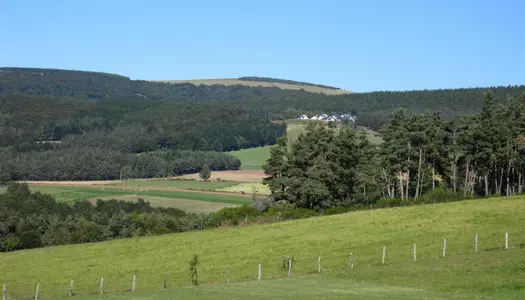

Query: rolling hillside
154 78 351 95
1 197 524 299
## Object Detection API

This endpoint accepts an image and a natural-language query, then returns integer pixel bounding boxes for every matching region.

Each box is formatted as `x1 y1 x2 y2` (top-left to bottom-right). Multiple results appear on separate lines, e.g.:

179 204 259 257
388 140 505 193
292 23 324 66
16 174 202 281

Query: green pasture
22 185 251 210
1 197 524 299
230 147 271 170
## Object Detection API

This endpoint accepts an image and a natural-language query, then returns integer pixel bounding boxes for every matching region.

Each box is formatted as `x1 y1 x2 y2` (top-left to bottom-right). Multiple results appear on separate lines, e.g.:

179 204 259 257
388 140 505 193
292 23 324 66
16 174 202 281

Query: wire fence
2 230 523 300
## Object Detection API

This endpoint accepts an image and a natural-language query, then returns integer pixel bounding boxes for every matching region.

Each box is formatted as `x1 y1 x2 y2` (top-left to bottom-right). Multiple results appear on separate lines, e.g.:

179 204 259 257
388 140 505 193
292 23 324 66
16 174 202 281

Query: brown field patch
175 170 266 182
153 78 352 95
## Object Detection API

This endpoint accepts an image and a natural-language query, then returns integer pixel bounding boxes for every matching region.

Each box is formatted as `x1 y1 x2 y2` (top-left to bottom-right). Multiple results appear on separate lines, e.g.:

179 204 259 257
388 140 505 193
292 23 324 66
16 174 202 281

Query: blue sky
1 0 524 92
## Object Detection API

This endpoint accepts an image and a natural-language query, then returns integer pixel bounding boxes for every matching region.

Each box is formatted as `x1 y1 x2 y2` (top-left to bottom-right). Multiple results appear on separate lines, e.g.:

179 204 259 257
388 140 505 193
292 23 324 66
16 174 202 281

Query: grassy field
54 273 510 300
155 78 351 95
19 185 252 213
1 197 524 299
230 147 271 170
105 179 239 190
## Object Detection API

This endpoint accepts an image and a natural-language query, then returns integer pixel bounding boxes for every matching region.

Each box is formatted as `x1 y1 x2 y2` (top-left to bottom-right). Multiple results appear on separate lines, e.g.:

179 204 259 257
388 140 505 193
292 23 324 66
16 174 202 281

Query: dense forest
263 91 525 209
2 68 524 130
0 94 287 180
1 67 524 180
237 76 342 90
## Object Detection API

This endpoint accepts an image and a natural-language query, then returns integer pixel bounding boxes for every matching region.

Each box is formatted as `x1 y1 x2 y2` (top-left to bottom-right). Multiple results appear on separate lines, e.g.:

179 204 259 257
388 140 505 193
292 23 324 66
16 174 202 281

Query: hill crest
153 77 352 95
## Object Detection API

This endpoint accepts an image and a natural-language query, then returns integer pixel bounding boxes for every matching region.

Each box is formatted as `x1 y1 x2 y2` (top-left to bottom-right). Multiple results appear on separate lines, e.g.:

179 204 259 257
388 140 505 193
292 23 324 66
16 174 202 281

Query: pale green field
230 147 271 170
155 78 351 95
1 197 524 299
218 182 271 195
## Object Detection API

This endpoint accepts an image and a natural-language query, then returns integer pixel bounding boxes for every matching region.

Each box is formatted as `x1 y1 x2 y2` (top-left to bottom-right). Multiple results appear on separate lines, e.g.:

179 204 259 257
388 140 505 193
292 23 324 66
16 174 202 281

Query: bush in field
199 164 211 181
188 255 199 286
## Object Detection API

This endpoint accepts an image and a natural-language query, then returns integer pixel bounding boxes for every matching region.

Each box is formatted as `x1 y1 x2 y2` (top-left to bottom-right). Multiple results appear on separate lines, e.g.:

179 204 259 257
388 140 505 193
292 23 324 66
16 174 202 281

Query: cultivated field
1 197 524 299
154 78 351 95
105 179 239 190
17 184 252 213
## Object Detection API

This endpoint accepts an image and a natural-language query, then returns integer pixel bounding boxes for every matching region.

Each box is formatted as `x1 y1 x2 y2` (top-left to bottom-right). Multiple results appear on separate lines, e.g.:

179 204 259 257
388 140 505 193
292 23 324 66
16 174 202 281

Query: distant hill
155 77 351 95
2 67 524 131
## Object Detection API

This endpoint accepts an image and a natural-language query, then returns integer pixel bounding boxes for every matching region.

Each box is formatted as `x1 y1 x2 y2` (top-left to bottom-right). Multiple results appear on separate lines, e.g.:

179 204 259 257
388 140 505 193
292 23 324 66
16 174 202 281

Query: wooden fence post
34 284 40 300
413 243 417 262
69 280 74 296
382 246 386 264
288 260 292 276
317 256 321 273
258 264 262 280
100 278 104 294
475 234 478 253
163 273 167 289
3 284 6 300
505 232 508 249
442 239 447 257
350 252 354 269
227 268 230 284
132 275 136 292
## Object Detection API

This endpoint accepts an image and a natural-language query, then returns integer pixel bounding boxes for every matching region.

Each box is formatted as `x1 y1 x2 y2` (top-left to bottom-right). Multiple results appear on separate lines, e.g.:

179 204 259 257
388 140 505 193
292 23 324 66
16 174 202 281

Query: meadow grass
53 273 512 300
26 185 252 205
1 197 524 299
105 179 238 190
230 147 271 170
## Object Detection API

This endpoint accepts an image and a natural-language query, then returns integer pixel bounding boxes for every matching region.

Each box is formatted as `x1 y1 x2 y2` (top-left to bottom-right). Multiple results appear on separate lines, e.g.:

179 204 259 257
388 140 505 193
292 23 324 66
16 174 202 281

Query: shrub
188 255 199 286
417 187 461 204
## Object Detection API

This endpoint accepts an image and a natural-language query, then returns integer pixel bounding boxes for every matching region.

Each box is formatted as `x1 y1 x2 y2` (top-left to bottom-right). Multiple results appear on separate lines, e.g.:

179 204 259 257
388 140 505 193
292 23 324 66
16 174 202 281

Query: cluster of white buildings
297 113 356 122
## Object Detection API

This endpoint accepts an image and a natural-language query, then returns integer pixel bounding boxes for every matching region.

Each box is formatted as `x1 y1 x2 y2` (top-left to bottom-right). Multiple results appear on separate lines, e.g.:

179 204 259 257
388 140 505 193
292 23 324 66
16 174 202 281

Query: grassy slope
57 275 495 300
156 78 351 95
230 147 271 170
1 197 524 299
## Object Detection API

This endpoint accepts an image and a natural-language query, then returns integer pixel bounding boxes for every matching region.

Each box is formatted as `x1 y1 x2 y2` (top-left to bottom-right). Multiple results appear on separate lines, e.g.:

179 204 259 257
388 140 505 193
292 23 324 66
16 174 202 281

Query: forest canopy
262 91 525 208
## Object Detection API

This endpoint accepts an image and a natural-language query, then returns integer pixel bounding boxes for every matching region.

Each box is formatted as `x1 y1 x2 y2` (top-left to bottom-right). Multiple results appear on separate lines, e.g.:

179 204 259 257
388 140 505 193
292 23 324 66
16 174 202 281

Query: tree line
263 91 525 209
0 147 241 181
0 182 323 252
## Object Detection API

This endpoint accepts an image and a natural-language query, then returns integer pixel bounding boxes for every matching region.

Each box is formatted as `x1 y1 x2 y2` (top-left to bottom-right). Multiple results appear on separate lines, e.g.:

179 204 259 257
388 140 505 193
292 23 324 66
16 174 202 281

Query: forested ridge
2 68 524 131
1 67 524 181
